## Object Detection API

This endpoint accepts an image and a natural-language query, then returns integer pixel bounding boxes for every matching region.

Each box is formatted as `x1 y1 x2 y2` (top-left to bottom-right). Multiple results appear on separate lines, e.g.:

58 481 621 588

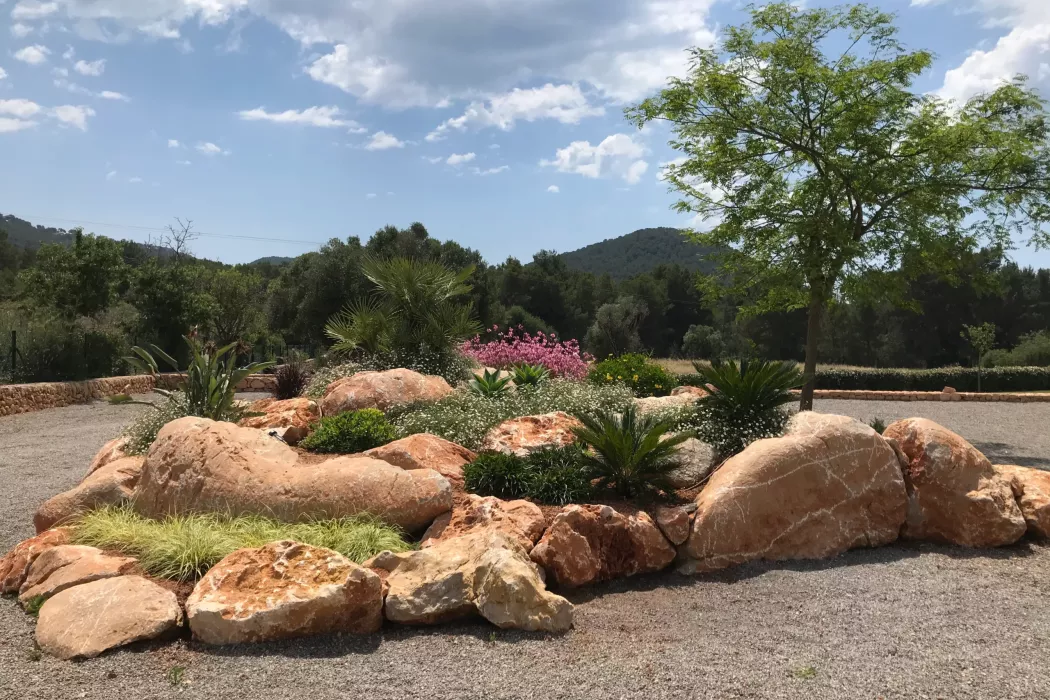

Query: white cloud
366 193 378 199
62 46 75 61
423 156 444 164
237 105 365 131
0 99 43 119
0 117 37 133
50 104 95 130
11 2 58 21
425 84 604 141
547 185 560 193
196 141 230 156
99 90 129 101
73 58 106 76
106 170 117 180
541 133 650 184
168 139 180 148
446 152 476 166
306 45 438 108
0 68 7 81
52 66 68 77
472 165 509 176
176 160 192 165
14 45 50 65
128 176 143 183
364 131 405 151
10 23 33 39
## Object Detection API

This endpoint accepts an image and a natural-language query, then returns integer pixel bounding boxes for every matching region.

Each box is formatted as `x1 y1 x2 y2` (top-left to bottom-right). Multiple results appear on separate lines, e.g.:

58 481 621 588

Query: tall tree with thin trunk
627 2 1050 409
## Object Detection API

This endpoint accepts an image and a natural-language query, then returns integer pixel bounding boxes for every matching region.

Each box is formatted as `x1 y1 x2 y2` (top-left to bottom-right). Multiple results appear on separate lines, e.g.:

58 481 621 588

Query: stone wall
0 373 278 418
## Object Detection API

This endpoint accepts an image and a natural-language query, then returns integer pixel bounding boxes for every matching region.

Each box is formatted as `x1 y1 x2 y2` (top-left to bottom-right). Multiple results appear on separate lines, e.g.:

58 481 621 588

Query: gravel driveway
1 399 1049 700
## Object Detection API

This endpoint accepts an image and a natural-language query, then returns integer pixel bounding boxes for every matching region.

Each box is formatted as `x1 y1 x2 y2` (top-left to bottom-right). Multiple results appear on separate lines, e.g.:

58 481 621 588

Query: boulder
321 369 453 416
421 495 545 551
884 418 1026 547
187 541 383 645
35 456 145 533
87 436 129 476
366 433 476 485
666 438 719 489
654 505 695 546
0 529 70 594
36 576 182 660
634 394 699 416
671 385 709 399
993 464 1050 539
682 414 908 573
480 412 582 457
238 397 319 446
375 530 572 633
530 505 676 587
134 417 452 532
19 545 136 604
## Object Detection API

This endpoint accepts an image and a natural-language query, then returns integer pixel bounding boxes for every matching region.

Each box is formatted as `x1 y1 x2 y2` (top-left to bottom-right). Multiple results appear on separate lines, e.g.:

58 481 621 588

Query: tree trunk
800 291 824 411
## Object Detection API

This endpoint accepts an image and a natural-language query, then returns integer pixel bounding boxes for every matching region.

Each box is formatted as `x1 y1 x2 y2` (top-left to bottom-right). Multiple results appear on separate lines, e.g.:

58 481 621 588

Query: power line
7 213 330 247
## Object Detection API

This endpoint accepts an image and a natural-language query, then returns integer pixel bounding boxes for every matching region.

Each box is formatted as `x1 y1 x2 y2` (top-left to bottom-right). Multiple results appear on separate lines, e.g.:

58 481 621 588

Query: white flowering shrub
391 380 634 449
305 362 362 398
122 392 191 456
692 403 790 457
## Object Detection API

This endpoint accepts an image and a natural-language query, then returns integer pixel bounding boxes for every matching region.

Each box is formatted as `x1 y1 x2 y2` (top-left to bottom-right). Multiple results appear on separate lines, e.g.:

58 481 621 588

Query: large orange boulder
884 418 1026 547
321 369 453 416
480 412 583 457
0 529 70 594
186 541 383 645
36 576 182 659
993 464 1050 539
421 495 545 551
681 414 907 573
86 436 129 476
530 505 676 588
35 456 145 533
19 545 136 603
366 433 476 485
134 417 452 532
238 397 318 446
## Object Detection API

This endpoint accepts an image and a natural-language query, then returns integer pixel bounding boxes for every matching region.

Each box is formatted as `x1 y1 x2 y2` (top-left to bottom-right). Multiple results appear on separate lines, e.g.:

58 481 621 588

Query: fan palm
572 404 694 500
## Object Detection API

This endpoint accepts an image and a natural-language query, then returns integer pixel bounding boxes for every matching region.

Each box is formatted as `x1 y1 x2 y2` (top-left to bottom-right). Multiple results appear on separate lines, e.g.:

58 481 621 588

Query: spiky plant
273 350 311 400
572 404 694 499
469 368 513 398
511 363 551 388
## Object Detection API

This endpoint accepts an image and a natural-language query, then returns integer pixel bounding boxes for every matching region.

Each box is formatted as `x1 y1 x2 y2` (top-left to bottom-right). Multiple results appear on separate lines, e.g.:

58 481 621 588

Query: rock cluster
321 368 453 416
366 433 476 486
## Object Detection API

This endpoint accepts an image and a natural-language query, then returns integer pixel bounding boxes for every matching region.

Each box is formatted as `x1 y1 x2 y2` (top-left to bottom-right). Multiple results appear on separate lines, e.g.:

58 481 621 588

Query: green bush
987 332 1050 368
463 446 593 505
588 353 677 397
72 505 412 581
122 392 191 456
2 308 130 383
391 379 633 449
300 409 397 454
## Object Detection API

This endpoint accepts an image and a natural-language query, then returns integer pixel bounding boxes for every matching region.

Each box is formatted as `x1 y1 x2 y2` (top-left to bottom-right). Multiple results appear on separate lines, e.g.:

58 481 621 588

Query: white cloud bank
364 131 405 151
238 105 366 132
541 133 649 184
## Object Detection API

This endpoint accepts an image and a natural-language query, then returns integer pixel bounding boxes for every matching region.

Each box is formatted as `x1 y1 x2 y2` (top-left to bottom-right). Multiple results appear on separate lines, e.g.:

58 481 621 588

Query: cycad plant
692 358 803 457
126 334 274 421
468 368 513 398
324 257 482 362
572 404 694 500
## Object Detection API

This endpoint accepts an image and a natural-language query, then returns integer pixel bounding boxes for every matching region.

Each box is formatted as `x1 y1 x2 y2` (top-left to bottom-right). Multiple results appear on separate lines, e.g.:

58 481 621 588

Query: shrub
681 324 728 360
72 505 412 581
299 409 397 454
675 365 1050 392
511 363 551 387
692 359 802 457
122 392 191 456
463 446 593 505
572 405 693 500
273 351 311 400
987 331 1050 368
868 417 887 434
2 307 130 383
463 452 535 500
305 361 362 398
584 296 647 358
588 353 677 397
461 325 591 379
469 368 513 398
391 379 633 449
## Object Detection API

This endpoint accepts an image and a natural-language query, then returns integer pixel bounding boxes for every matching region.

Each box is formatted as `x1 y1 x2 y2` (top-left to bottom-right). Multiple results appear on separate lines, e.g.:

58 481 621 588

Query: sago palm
693 358 803 415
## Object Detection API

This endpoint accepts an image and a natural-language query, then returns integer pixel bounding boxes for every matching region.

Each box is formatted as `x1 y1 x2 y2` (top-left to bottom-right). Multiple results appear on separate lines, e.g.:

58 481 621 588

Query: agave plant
572 404 694 499
126 334 275 421
468 368 513 398
511 363 551 388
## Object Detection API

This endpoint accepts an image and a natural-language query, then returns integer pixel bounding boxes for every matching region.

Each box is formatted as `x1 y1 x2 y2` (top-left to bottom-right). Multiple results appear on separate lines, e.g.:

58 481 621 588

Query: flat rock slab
187 540 383 645
0 529 70 594
36 576 182 660
19 545 137 603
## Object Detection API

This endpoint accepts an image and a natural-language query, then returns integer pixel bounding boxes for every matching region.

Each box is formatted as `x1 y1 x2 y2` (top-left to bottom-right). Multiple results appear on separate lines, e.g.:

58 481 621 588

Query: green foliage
558 227 718 279
685 365 1050 392
469 368 513 398
868 417 887 434
463 446 593 505
511 363 551 387
0 306 130 383
72 505 412 581
692 359 803 456
126 334 274 421
392 380 634 450
681 324 727 360
962 322 998 392
273 350 311 400
572 405 693 499
584 295 647 358
304 361 362 398
122 392 191 456
589 353 677 397
987 332 1050 368
299 409 396 454
18 229 126 318
21 595 46 617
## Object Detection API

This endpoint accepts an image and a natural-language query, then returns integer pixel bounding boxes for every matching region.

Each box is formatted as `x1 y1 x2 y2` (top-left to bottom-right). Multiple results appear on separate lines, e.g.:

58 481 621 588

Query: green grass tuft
71 505 413 582
22 596 46 617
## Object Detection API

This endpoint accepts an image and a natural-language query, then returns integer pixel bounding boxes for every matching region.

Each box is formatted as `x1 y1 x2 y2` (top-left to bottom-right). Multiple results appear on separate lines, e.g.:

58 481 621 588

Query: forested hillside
558 227 718 278
0 214 75 248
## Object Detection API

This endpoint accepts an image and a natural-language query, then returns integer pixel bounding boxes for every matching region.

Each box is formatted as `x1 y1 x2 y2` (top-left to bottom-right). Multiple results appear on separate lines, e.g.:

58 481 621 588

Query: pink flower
460 324 589 379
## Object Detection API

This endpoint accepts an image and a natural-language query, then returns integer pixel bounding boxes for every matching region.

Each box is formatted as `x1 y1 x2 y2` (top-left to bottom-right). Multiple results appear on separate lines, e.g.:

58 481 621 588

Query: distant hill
250 256 294 266
0 214 75 248
558 227 718 279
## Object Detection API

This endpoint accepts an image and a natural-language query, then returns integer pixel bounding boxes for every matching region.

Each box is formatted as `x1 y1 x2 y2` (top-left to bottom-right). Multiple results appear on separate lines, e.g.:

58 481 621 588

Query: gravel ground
1 398 1049 700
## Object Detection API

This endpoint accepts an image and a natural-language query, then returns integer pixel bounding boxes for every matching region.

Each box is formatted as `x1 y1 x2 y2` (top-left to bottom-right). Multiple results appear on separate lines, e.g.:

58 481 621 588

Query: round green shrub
588 353 677 397
463 452 534 500
300 409 397 454
524 446 593 505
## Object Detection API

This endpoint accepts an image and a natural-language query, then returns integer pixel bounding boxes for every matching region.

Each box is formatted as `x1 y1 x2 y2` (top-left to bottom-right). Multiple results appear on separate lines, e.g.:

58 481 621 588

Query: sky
0 0 1049 267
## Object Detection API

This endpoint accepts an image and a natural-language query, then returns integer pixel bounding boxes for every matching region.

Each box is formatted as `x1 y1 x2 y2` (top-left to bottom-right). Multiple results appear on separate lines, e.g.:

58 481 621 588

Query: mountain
558 227 718 279
250 256 294 266
0 214 75 248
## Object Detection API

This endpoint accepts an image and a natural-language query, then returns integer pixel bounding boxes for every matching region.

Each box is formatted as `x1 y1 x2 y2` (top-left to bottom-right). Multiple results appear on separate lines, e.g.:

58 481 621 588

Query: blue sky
0 0 1048 267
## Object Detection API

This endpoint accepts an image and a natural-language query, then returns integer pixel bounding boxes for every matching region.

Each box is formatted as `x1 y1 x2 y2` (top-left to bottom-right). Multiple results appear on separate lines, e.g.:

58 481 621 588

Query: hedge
677 366 1050 393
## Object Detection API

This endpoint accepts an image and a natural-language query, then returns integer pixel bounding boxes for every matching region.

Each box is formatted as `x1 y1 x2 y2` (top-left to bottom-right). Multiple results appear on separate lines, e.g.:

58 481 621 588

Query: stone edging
799 388 1050 402
0 373 277 418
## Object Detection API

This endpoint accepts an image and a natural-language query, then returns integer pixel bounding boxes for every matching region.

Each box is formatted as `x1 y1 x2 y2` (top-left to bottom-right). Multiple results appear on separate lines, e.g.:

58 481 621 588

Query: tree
584 296 648 358
961 322 997 392
628 2 1050 409
19 229 127 317
205 268 264 345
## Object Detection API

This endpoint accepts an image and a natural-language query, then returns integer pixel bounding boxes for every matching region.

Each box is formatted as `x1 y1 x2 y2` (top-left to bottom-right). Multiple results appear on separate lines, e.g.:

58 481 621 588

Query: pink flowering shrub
461 326 592 380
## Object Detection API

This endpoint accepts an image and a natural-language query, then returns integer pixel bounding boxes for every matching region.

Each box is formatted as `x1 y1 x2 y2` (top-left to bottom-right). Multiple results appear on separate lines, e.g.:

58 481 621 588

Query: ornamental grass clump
72 505 412 581
461 326 591 379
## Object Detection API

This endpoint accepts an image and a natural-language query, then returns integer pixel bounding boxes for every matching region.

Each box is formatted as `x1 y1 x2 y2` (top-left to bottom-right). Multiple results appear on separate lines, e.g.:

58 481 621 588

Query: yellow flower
655 384 662 389
633 374 639 382
617 375 623 380
605 374 613 381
